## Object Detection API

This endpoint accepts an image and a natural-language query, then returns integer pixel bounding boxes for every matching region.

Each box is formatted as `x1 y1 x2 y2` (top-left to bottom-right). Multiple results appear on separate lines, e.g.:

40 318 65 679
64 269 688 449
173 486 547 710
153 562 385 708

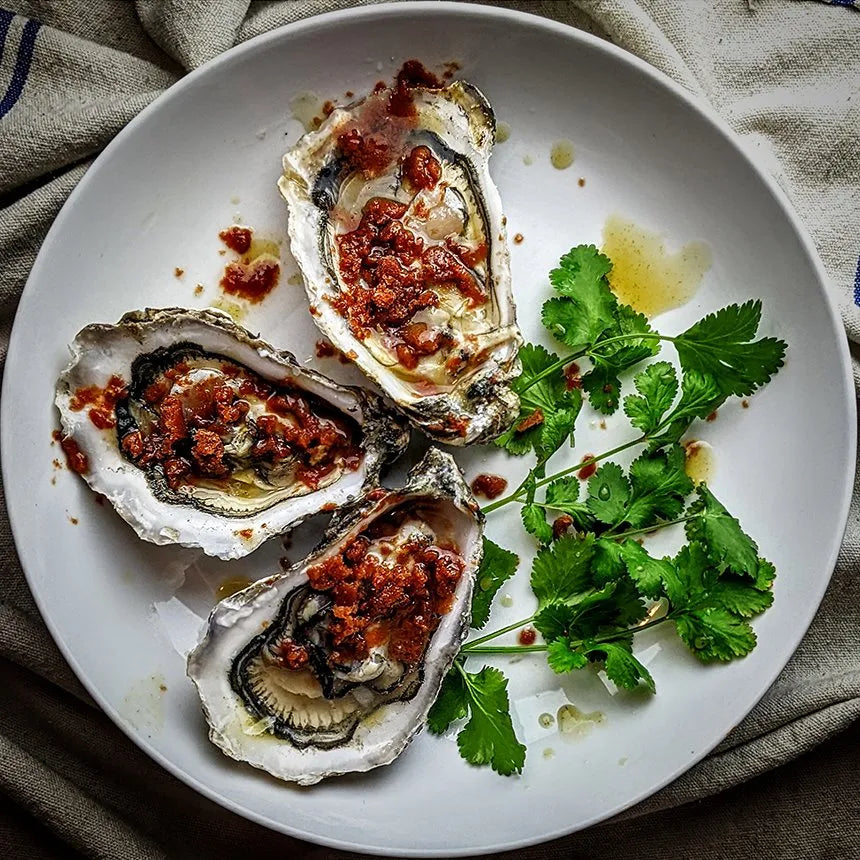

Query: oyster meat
279 66 522 445
187 448 483 784
55 308 409 559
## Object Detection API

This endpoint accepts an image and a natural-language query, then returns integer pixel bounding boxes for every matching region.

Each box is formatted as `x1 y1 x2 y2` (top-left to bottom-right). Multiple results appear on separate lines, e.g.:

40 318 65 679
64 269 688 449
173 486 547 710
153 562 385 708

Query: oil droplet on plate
522 154 533 166
290 91 324 132
216 576 253 601
210 297 245 323
550 139 575 169
500 593 514 607
496 121 511 143
543 747 555 760
602 215 712 318
557 704 605 739
684 441 715 485
538 712 555 729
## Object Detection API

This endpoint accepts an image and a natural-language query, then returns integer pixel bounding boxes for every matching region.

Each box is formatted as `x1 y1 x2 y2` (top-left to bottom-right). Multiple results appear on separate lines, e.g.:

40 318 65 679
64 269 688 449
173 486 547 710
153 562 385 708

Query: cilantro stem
462 615 536 650
519 346 590 392
532 438 645 490
589 332 676 353
462 645 548 655
482 437 644 514
462 615 672 658
609 514 696 540
518 333 676 395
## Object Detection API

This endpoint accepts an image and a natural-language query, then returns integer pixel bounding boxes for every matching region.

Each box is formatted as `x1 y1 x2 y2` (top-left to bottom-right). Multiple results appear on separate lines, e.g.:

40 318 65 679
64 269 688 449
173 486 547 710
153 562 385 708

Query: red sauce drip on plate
471 473 508 500
219 226 253 255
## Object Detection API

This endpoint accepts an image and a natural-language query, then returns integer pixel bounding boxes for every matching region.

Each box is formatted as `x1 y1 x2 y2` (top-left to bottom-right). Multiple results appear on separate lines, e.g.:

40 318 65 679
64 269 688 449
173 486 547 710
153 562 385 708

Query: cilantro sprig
496 245 785 464
429 241 786 777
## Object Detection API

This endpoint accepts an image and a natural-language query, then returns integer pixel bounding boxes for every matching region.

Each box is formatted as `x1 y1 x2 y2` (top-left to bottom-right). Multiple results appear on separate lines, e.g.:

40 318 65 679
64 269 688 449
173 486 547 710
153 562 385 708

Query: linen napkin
1 1 858 857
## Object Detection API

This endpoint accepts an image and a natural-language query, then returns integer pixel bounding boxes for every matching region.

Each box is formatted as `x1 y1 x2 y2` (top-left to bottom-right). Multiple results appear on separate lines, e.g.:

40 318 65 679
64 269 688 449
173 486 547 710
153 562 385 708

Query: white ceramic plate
2 3 855 855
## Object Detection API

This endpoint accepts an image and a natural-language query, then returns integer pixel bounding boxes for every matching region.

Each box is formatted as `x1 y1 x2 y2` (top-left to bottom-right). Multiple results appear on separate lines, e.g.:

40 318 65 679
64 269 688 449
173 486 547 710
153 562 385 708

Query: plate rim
2 1 856 855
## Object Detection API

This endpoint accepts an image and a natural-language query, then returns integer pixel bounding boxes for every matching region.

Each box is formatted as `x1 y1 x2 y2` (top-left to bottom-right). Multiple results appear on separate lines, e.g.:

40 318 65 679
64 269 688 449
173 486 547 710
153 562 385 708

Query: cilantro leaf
674 300 787 397
471 538 519 629
617 539 674 600
552 245 614 297
530 533 595 607
583 304 659 415
496 344 581 458
544 476 594 529
534 585 619 641
537 407 580 462
604 576 649 627
686 485 760 577
522 503 553 545
456 666 526 776
662 541 713 608
623 361 679 435
755 558 776 591
584 639 656 693
710 577 774 618
586 462 631 526
547 639 589 673
581 365 622 414
427 668 468 733
674 608 756 662
591 538 627 584
542 245 616 347
624 445 693 528
647 370 725 451
534 602 577 642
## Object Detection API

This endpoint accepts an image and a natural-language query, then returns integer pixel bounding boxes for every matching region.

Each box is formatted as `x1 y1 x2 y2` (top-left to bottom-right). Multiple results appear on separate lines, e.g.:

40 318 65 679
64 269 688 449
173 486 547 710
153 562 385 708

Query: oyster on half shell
54 308 409 559
187 448 483 784
279 73 522 445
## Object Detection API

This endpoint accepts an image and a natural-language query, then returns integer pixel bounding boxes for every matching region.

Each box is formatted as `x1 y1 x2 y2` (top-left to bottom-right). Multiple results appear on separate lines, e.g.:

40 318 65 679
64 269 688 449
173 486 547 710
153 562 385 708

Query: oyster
279 68 522 445
55 308 408 559
187 448 482 784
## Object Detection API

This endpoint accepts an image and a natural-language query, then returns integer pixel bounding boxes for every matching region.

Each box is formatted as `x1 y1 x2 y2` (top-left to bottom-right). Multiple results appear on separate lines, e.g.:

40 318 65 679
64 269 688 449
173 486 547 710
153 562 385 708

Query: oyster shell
187 448 483 784
55 308 409 559
279 75 522 445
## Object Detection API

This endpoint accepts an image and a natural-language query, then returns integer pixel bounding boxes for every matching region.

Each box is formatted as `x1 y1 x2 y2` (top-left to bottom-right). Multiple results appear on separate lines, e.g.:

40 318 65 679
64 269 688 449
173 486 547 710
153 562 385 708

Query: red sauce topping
516 408 544 434
59 436 89 474
402 144 442 191
518 627 537 646
328 61 487 375
337 128 392 177
69 375 127 430
388 59 442 117
552 514 574 540
471 473 508 500
565 362 582 390
220 258 280 303
120 359 361 493
577 455 597 481
276 640 309 671
219 226 253 255
315 339 344 361
305 508 463 667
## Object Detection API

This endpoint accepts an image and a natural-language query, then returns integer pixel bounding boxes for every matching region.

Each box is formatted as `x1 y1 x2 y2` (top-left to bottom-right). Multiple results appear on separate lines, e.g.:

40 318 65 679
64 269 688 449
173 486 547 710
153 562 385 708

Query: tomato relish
118 358 361 493
329 61 488 374
296 508 465 669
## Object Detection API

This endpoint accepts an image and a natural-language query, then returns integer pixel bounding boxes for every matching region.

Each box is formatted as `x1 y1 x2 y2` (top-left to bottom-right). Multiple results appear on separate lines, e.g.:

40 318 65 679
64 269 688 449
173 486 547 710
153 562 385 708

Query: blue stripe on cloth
0 17 40 120
854 255 860 307
829 0 856 7
0 9 14 66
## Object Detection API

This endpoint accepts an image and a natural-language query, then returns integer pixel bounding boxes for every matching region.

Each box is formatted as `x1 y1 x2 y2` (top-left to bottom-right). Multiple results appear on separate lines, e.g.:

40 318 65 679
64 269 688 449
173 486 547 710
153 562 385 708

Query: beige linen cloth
1 1 858 857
